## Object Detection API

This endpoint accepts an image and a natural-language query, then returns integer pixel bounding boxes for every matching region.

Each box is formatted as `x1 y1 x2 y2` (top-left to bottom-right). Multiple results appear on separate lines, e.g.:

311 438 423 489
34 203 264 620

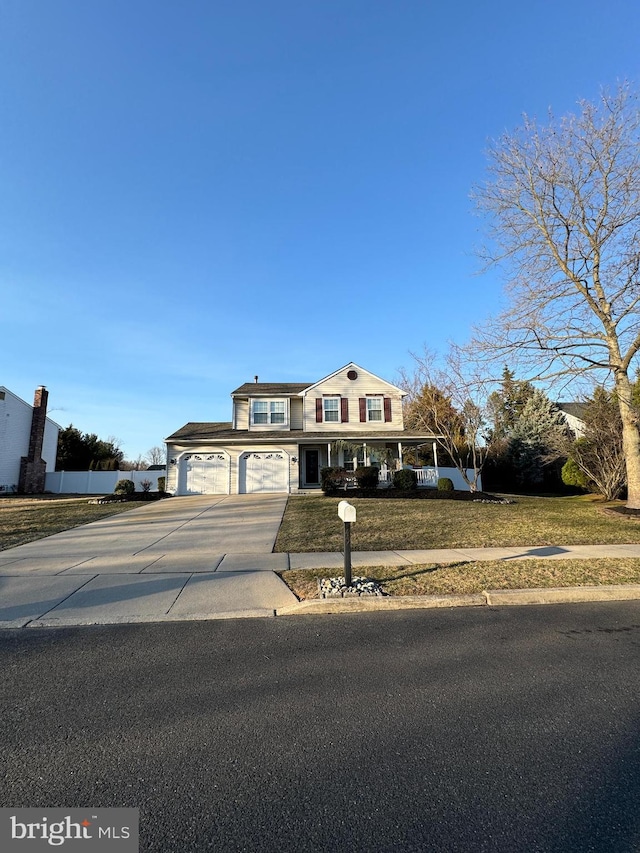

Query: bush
114 478 135 495
140 479 152 493
355 466 379 489
321 467 350 494
393 469 417 490
437 477 454 491
561 458 590 491
157 476 166 493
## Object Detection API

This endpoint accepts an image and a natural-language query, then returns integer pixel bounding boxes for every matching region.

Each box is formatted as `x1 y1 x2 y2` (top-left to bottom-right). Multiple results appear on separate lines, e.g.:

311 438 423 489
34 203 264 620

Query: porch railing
378 466 480 492
377 466 438 487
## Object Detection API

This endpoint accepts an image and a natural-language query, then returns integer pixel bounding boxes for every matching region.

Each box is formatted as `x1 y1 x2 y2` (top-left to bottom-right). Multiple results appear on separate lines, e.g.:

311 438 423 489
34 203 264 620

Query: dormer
230 380 311 431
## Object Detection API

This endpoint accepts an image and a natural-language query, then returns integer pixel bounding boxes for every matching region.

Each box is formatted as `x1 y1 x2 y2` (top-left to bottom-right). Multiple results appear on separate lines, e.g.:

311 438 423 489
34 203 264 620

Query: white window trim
323 396 340 423
250 398 289 429
366 397 383 422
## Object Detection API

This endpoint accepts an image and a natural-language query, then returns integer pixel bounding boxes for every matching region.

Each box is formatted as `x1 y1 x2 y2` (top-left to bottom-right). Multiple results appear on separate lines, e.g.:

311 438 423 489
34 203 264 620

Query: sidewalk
288 543 640 569
2 540 640 628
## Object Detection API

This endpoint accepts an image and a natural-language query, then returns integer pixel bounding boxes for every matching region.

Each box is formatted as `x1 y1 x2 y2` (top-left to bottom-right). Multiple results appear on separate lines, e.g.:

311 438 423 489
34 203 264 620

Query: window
367 397 382 421
323 398 340 422
252 400 286 425
343 447 365 471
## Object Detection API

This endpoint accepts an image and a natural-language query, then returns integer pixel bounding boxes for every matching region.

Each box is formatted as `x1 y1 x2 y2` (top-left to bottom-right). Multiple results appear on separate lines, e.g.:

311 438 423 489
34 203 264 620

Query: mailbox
337 500 356 523
338 500 356 587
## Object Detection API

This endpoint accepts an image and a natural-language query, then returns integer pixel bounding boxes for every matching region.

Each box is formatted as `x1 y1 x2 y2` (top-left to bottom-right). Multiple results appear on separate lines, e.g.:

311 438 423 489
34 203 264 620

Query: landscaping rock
318 576 384 598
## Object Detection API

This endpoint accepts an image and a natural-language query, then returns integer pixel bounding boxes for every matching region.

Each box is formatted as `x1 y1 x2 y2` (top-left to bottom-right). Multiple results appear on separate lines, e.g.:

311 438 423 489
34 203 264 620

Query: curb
275 583 640 615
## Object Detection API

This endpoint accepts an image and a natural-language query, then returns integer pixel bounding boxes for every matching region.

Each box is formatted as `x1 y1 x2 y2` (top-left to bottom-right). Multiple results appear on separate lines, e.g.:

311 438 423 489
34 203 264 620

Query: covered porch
297 438 475 491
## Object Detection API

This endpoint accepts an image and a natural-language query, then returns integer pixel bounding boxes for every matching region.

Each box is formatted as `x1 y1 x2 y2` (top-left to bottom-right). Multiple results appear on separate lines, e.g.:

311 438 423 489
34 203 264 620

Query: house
165 362 444 495
556 402 586 438
0 386 60 493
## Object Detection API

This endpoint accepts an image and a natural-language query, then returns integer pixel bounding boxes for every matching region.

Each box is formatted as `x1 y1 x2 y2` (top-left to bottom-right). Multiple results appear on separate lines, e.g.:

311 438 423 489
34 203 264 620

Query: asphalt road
1 603 640 852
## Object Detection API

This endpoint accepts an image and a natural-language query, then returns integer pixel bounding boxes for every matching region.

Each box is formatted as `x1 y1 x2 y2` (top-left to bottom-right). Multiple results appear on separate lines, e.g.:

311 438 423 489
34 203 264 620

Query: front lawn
273 493 640 552
0 496 146 551
280 557 640 600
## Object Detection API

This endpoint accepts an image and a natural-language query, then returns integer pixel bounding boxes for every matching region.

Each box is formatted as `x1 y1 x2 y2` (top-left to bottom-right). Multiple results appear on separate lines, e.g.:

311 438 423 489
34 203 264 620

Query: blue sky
2 0 639 460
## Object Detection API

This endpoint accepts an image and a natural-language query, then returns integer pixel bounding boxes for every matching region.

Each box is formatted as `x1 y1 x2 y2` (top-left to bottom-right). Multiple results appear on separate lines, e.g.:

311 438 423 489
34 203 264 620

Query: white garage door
239 451 288 493
181 453 230 495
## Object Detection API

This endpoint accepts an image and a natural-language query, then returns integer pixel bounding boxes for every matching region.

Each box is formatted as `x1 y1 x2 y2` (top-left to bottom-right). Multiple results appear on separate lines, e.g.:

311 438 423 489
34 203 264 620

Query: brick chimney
18 386 49 494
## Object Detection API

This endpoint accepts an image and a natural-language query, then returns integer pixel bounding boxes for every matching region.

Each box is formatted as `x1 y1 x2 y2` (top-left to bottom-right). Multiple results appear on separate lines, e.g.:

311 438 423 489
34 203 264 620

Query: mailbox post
337 500 356 588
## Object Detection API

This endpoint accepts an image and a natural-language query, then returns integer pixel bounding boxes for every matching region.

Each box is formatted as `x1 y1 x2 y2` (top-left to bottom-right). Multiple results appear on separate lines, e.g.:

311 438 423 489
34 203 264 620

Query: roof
556 402 587 420
165 422 438 443
230 363 406 397
165 422 234 441
231 382 312 396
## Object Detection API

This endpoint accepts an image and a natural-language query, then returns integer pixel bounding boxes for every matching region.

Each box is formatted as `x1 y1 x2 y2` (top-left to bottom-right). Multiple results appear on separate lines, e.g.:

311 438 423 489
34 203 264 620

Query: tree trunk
614 372 640 509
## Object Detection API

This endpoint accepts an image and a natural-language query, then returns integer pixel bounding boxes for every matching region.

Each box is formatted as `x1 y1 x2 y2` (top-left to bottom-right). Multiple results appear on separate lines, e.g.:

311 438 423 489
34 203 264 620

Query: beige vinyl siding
302 367 404 432
229 449 239 494
290 397 304 430
165 443 182 492
234 399 249 430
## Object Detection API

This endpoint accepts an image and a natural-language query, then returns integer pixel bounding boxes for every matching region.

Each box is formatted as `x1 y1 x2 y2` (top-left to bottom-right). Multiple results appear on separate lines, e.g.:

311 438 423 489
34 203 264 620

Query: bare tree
145 445 166 466
552 387 626 500
473 82 640 507
400 348 491 492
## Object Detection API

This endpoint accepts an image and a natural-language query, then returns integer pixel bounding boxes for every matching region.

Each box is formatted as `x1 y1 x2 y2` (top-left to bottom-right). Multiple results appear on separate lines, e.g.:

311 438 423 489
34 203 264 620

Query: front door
304 449 320 486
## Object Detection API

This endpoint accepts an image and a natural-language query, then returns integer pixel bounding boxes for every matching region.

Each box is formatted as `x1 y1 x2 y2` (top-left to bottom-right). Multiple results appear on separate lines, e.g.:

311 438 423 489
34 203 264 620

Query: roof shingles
231 382 312 396
166 422 436 442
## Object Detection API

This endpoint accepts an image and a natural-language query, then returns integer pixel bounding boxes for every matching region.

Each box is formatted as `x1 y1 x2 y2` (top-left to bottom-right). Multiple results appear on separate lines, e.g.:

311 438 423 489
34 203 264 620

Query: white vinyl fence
378 466 482 491
45 470 166 495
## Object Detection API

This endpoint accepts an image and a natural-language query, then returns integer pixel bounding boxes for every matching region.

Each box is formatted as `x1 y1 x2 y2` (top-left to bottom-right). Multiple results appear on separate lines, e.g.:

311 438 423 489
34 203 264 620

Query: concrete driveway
0 495 298 628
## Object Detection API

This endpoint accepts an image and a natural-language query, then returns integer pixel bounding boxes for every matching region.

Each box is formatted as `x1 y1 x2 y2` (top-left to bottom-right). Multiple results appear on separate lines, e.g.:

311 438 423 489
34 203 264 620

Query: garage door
181 453 230 495
239 451 288 493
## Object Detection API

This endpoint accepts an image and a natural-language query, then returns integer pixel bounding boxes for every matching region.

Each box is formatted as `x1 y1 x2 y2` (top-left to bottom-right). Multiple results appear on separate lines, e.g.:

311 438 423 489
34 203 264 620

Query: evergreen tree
56 425 124 471
486 367 535 441
507 390 567 486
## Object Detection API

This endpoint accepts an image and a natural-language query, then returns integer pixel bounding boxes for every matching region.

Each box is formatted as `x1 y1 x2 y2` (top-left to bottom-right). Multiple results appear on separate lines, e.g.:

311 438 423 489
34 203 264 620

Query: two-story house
165 362 440 495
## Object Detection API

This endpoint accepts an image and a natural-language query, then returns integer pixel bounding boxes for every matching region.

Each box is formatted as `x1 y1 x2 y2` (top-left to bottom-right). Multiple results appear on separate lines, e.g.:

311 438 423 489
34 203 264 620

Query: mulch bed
601 505 640 521
322 489 510 502
94 492 172 504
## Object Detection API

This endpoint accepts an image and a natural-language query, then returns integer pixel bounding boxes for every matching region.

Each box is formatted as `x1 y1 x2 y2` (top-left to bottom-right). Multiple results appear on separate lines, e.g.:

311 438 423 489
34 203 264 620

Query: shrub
157 476 166 493
437 477 454 491
393 469 417 490
561 458 590 491
321 467 349 494
114 478 135 495
140 479 152 493
355 466 379 489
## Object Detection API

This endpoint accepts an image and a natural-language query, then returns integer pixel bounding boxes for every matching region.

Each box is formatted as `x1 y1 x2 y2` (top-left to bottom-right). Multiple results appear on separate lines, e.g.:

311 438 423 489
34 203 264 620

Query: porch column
363 441 367 466
433 441 438 468
398 442 403 468
327 442 331 466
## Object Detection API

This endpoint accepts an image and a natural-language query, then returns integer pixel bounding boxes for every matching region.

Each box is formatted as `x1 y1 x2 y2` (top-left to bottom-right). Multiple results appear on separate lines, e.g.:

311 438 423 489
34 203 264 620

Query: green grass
280 558 640 600
274 493 640 553
0 496 145 550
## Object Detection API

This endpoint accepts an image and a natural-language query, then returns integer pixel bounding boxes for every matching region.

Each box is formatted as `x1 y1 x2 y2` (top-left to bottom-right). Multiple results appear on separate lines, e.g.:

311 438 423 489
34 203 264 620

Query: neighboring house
165 362 444 496
0 386 60 493
556 402 586 438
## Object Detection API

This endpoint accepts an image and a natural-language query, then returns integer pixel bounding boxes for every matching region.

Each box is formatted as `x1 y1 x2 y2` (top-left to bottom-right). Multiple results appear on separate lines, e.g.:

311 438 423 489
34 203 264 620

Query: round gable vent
347 370 358 380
